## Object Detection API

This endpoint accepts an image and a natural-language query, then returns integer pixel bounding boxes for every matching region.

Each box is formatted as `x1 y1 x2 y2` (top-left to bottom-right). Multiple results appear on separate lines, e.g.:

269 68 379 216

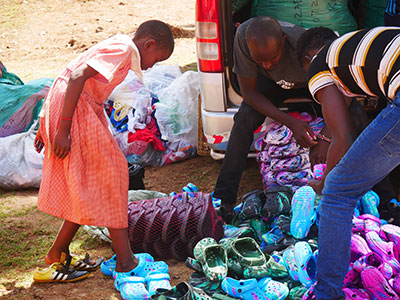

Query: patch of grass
0 205 107 283
180 62 197 72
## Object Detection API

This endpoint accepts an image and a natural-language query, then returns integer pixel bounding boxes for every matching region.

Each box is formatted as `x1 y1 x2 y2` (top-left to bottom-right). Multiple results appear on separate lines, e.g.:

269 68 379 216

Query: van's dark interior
222 0 388 116
219 0 400 195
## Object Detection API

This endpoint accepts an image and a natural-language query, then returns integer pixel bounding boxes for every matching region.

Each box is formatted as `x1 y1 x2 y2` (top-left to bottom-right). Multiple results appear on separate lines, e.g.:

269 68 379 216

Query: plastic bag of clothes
251 0 357 35
0 122 44 190
154 71 200 146
143 64 182 95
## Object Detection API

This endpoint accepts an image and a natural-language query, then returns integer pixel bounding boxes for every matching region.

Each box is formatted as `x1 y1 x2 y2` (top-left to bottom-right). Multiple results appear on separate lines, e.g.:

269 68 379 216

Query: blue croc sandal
115 275 150 300
282 246 299 281
114 258 168 290
145 272 172 296
360 190 380 217
221 277 269 300
101 253 154 277
258 277 289 300
290 186 316 239
294 242 317 288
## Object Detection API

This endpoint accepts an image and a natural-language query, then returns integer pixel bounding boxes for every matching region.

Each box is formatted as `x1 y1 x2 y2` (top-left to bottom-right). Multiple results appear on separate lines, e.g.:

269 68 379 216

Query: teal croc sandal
258 277 289 300
293 242 316 288
221 277 269 300
115 276 149 300
145 272 171 296
101 253 154 277
290 186 316 239
150 281 212 300
193 238 228 281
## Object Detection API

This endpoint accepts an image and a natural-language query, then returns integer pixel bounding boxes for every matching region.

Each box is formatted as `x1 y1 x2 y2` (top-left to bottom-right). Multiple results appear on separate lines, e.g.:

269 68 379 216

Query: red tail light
196 0 223 72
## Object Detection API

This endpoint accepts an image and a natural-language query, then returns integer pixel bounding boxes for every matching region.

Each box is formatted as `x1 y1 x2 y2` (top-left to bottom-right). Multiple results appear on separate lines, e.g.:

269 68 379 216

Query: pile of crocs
101 252 173 299
254 112 324 191
340 214 400 299
100 251 217 300
180 179 400 300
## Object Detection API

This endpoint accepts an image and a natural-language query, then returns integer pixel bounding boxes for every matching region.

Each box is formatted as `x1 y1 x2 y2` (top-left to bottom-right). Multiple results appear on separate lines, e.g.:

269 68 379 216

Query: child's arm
53 64 98 159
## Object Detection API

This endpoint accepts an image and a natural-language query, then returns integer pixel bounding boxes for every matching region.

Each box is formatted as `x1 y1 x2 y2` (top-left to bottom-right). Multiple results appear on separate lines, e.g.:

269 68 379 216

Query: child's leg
45 220 80 265
108 227 138 272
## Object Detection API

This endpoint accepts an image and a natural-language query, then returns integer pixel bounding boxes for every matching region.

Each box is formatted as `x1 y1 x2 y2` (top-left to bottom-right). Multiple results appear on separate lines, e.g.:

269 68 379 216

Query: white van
195 0 318 159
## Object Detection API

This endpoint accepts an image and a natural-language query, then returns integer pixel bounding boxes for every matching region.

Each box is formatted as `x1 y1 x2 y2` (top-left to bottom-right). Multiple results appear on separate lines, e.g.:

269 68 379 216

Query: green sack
232 0 251 13
356 0 386 28
251 0 358 35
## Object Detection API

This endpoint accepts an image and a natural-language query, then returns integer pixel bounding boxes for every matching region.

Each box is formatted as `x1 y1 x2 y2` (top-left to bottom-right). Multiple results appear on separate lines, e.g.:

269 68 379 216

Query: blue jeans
315 94 400 300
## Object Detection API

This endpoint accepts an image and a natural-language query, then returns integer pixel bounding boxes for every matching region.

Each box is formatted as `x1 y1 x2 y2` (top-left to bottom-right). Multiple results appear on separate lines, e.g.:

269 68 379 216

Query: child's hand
34 127 44 153
53 129 71 159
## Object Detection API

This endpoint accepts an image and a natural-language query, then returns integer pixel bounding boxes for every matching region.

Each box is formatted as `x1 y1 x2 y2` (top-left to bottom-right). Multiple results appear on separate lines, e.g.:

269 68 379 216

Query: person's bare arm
53 64 99 159
308 84 355 194
238 76 317 148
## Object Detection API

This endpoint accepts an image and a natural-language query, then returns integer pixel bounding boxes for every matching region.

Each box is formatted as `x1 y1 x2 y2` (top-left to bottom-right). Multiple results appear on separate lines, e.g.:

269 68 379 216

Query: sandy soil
0 1 264 298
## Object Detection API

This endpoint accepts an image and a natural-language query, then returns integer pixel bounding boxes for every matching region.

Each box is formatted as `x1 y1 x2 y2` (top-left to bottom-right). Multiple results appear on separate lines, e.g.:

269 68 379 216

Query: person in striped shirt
297 27 400 300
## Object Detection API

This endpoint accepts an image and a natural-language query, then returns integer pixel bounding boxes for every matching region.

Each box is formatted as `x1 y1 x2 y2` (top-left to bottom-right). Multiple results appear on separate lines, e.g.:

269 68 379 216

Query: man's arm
238 76 317 148
309 84 355 194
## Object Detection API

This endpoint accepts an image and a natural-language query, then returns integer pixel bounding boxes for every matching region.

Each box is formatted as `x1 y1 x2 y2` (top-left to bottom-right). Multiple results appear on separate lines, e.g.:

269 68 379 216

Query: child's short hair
296 27 338 66
135 20 174 53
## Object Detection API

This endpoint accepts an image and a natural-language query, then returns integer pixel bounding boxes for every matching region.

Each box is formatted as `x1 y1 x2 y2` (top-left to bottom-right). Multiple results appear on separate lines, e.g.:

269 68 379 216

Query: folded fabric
269 154 310 172
264 125 293 146
267 142 308 158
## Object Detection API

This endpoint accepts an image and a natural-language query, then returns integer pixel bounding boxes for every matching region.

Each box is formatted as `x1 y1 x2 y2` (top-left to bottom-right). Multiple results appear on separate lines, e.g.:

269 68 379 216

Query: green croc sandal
151 282 212 300
194 238 228 281
211 293 238 300
222 237 266 267
243 252 288 280
288 285 308 300
189 272 223 295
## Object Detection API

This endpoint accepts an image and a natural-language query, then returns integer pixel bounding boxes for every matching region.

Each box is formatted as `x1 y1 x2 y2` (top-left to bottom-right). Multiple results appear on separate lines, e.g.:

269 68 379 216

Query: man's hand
308 179 324 195
309 139 329 167
34 126 44 153
290 119 318 148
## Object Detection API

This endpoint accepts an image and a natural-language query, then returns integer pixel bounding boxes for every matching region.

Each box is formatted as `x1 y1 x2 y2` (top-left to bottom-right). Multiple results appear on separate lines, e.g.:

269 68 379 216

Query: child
33 20 174 286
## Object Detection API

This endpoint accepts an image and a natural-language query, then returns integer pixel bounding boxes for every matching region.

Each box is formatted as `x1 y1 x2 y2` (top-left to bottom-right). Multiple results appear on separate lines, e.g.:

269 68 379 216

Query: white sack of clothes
154 71 200 146
0 122 43 189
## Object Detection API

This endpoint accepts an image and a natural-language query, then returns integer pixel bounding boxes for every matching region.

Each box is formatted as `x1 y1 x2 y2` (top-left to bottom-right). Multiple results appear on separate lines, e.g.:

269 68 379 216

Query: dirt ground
0 1 264 299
